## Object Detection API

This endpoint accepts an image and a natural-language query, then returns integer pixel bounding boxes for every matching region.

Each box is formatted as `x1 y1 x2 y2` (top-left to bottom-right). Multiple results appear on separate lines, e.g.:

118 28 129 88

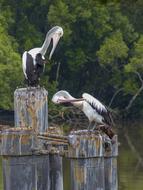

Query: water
118 122 143 190
0 123 143 189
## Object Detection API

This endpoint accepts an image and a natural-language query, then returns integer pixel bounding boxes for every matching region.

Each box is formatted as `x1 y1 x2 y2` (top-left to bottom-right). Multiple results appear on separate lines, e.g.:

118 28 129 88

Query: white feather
82 93 107 113
22 51 28 79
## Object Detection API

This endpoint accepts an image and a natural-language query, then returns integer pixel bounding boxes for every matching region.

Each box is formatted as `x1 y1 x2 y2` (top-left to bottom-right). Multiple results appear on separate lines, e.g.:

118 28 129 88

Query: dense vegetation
0 0 143 120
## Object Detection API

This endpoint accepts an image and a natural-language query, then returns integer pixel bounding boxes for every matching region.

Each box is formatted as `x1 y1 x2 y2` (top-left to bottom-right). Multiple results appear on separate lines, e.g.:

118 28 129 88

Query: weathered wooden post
68 130 105 190
14 87 63 190
104 135 118 190
49 154 63 190
1 87 50 190
67 130 118 190
1 128 50 190
14 87 48 133
1 87 64 190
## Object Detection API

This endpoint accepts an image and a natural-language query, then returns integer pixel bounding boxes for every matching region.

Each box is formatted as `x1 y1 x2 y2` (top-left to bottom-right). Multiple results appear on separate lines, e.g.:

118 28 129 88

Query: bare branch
56 62 61 83
124 128 143 168
108 88 123 107
125 72 143 111
134 71 143 84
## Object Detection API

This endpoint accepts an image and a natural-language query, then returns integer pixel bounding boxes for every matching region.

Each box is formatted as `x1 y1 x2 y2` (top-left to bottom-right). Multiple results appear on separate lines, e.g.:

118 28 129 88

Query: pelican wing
25 52 35 79
22 51 29 79
82 93 106 113
22 52 39 85
82 93 113 126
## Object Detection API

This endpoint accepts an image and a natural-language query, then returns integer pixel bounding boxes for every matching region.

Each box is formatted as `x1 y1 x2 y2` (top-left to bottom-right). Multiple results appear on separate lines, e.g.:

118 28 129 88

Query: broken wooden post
1 87 64 190
67 130 118 190
68 130 105 190
14 87 48 133
1 128 50 190
1 87 50 190
104 135 118 190
49 154 63 190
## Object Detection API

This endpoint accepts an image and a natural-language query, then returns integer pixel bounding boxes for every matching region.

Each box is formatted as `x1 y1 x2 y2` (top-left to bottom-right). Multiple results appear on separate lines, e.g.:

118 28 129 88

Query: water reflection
118 123 143 190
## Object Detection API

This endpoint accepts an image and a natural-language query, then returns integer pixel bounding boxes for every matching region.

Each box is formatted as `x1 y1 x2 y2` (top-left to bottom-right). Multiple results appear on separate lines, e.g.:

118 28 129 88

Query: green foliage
125 36 143 73
0 0 143 117
97 31 128 65
0 12 22 109
123 35 143 96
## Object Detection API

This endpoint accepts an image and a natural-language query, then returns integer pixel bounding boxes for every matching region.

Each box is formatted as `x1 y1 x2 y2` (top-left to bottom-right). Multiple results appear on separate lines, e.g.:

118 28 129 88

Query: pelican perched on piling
22 26 63 86
52 90 114 136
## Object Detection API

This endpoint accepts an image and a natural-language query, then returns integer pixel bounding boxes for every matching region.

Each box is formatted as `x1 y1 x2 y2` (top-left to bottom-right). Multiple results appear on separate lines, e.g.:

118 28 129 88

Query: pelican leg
92 124 97 131
88 121 95 131
87 123 92 130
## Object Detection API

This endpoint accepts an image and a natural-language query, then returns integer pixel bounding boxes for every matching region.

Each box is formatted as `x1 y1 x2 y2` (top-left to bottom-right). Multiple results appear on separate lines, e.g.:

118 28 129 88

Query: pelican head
52 90 84 105
40 26 63 60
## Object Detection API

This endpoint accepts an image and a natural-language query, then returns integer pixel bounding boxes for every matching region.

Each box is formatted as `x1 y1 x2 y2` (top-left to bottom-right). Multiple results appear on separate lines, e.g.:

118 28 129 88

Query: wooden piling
67 130 118 190
68 130 105 190
104 135 118 190
1 87 50 190
1 128 50 190
13 87 64 190
49 154 63 190
14 87 48 133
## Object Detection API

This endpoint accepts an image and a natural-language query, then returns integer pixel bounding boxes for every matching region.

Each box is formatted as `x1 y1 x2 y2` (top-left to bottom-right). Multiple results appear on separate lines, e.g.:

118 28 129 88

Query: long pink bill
49 34 61 60
58 98 85 103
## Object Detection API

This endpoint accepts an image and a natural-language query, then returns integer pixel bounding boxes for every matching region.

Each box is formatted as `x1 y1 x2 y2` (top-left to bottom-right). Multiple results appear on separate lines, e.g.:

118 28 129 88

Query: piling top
103 135 118 157
14 87 48 133
0 127 37 156
14 87 48 96
68 130 103 158
67 130 118 158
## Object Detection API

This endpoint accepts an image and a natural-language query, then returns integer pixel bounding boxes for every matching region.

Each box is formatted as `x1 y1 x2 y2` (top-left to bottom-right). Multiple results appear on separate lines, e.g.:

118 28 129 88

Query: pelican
22 26 63 86
52 90 114 131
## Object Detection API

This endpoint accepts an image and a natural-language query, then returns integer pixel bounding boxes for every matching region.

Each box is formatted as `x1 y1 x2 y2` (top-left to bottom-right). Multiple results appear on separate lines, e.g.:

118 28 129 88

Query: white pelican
22 26 63 86
52 90 114 131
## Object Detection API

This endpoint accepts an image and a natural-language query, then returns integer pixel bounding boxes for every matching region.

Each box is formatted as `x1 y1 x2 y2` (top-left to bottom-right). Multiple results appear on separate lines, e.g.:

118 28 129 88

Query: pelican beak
58 98 85 103
49 34 61 60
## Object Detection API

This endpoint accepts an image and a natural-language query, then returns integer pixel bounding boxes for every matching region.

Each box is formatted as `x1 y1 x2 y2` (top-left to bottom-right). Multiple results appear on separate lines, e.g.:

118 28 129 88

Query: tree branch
124 128 143 168
56 62 61 83
108 88 123 107
125 72 143 111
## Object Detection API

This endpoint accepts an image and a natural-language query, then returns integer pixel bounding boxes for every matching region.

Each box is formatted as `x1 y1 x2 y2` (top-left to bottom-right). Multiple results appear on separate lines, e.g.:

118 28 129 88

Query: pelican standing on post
22 26 63 86
52 90 115 138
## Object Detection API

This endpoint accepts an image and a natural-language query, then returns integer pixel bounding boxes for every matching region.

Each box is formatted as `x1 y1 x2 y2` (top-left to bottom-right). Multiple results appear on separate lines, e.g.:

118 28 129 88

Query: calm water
0 123 143 189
